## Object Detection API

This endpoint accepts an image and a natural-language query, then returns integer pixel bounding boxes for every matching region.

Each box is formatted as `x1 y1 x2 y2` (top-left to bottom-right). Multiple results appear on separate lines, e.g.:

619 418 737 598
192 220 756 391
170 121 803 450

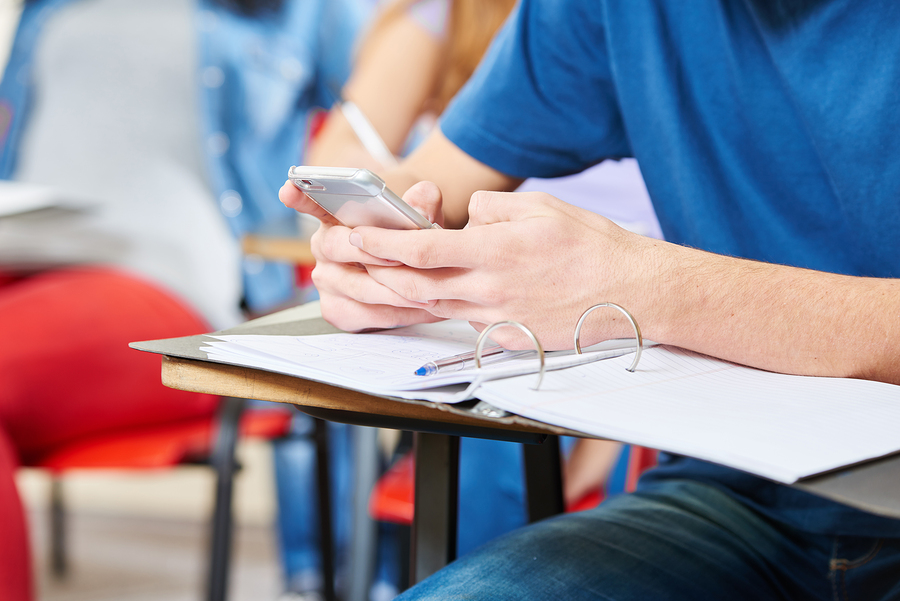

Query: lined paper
475 345 900 483
201 320 639 403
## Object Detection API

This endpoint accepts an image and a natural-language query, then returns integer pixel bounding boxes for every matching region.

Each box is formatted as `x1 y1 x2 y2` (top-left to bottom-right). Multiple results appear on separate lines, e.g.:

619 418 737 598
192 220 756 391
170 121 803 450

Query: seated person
284 5 656 598
0 0 369 599
280 0 900 598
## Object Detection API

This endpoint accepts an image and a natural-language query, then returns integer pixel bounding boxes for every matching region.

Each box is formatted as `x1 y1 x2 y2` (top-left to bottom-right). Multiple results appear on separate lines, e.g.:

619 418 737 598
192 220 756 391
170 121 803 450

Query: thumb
279 180 339 225
401 181 444 227
466 190 527 227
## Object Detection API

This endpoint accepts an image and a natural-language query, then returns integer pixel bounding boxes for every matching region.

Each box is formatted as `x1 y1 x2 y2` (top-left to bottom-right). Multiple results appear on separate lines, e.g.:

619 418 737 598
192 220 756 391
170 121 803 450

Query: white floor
19 439 285 601
28 509 283 601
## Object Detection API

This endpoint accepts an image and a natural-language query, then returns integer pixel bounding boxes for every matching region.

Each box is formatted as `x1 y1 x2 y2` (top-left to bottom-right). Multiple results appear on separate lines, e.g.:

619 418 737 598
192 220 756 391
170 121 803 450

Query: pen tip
414 367 428 376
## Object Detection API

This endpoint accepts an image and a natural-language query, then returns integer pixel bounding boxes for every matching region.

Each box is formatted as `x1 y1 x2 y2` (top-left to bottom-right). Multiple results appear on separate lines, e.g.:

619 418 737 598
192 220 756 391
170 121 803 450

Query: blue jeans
457 436 602 554
397 480 900 601
273 414 354 592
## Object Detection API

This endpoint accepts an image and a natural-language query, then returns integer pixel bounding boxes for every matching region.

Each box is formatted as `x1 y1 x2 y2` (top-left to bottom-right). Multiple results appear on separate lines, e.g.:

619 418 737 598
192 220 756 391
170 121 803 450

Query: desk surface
133 304 900 520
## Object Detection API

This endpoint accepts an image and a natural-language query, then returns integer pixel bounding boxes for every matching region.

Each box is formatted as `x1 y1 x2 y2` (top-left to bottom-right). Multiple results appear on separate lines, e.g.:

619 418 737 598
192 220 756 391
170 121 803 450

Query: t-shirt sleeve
439 0 630 179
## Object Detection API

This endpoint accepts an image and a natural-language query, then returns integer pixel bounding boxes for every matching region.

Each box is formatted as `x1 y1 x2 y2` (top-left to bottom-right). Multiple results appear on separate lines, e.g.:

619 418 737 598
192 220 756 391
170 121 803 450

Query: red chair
25 397 292 601
369 444 659 524
368 451 415 524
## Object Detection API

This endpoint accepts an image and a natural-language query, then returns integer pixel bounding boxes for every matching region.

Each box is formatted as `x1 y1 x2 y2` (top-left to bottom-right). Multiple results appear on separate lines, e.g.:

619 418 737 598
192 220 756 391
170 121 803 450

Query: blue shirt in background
1 0 371 312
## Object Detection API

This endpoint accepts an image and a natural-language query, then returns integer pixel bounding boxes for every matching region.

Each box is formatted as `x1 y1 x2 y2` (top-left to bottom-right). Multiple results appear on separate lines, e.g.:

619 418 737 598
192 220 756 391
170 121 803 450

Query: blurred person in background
0 0 369 599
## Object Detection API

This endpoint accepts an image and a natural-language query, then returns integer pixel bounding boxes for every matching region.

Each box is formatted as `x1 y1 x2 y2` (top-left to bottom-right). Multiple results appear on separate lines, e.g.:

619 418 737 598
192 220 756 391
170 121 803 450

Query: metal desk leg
410 432 459 585
313 418 336 601
523 435 565 522
347 426 379 601
207 397 245 601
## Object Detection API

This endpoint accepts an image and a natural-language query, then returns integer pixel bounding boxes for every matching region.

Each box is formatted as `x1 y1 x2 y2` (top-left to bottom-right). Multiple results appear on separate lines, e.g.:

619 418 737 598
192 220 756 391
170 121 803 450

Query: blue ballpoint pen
414 345 507 376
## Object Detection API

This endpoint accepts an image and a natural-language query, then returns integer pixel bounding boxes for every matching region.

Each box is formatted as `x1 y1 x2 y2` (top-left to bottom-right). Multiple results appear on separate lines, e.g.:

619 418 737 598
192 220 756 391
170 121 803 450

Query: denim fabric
398 480 900 601
458 436 582 556
273 414 354 592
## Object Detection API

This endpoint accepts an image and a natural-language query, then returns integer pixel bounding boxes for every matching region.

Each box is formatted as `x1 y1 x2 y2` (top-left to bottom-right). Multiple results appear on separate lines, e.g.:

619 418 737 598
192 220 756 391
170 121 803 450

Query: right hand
279 179 446 331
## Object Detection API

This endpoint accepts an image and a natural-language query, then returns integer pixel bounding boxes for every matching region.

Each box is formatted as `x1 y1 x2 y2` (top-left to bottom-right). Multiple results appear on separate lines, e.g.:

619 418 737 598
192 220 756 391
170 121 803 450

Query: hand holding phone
280 167 445 334
288 166 439 230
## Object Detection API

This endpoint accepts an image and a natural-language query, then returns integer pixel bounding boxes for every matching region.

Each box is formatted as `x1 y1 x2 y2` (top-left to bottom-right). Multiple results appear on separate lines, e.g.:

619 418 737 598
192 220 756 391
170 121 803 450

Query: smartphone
288 166 438 230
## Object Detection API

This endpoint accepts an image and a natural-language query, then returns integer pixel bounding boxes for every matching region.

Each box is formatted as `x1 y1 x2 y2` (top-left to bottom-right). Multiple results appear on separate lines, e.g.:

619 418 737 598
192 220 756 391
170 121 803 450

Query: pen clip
574 302 643 372
475 321 546 390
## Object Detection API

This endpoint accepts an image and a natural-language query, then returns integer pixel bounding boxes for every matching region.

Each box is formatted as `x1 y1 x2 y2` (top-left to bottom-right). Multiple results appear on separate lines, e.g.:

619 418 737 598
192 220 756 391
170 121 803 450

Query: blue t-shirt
441 0 900 537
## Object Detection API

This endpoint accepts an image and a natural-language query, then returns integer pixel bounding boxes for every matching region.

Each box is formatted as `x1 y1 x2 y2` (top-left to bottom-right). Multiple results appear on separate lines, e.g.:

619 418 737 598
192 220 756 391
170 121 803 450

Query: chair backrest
29 407 292 473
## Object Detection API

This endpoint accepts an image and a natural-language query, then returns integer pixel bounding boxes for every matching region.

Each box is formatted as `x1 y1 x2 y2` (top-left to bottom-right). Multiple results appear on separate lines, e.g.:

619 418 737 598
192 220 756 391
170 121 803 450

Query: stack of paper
202 320 639 403
476 346 900 483
200 319 900 484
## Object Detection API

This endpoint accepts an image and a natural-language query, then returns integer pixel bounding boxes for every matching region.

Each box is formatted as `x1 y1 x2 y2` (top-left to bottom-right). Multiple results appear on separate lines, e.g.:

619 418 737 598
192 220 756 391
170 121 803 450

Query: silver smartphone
288 166 438 230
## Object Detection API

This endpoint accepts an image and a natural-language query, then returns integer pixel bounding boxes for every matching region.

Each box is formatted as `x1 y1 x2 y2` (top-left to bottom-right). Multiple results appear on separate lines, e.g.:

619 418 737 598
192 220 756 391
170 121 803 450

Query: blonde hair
361 0 517 114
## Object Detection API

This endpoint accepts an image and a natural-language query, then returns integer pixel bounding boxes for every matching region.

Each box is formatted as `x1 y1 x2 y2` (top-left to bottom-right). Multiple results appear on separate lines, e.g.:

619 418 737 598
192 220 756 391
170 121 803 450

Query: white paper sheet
475 345 900 483
201 320 640 403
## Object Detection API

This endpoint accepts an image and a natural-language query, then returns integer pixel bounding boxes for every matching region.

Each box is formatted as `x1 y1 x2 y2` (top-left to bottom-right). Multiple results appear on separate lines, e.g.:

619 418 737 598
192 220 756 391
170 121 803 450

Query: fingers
346 189 564 267
348 225 497 268
314 261 430 311
467 320 553 350
466 190 528 227
364 266 515 329
320 296 442 332
365 263 472 305
401 181 444 226
278 180 339 225
314 224 403 267
313 261 441 331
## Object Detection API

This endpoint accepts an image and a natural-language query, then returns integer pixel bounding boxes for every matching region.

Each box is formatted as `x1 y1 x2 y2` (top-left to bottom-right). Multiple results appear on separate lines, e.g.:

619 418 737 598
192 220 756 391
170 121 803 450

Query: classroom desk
134 304 580 587
133 304 900 586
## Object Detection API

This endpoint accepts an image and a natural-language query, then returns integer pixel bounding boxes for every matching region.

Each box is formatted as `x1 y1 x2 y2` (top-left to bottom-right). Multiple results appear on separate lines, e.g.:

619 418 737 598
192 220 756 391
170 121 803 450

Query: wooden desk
134 305 580 585
161 352 577 582
241 234 315 265
134 305 900 585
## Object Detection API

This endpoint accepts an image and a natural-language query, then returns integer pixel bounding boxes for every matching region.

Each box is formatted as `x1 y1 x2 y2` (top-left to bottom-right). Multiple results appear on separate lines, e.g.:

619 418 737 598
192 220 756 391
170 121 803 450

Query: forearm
305 110 386 171
636 241 900 385
345 189 899 384
384 128 522 228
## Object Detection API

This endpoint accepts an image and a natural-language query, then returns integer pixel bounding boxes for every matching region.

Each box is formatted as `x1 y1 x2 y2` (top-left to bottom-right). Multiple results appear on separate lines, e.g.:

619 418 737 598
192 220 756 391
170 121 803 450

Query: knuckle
310 262 336 290
309 264 331 293
395 276 423 302
468 190 490 216
428 300 453 319
320 298 353 330
311 226 334 259
406 239 437 268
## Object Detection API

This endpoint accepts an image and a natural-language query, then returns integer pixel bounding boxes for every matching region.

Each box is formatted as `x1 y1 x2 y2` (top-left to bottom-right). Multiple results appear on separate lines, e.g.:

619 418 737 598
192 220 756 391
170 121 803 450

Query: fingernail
349 232 363 248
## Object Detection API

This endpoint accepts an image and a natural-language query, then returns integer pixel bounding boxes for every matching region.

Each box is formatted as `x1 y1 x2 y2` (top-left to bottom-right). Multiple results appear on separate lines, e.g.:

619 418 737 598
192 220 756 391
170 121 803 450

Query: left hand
279 179 446 331
349 190 662 349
